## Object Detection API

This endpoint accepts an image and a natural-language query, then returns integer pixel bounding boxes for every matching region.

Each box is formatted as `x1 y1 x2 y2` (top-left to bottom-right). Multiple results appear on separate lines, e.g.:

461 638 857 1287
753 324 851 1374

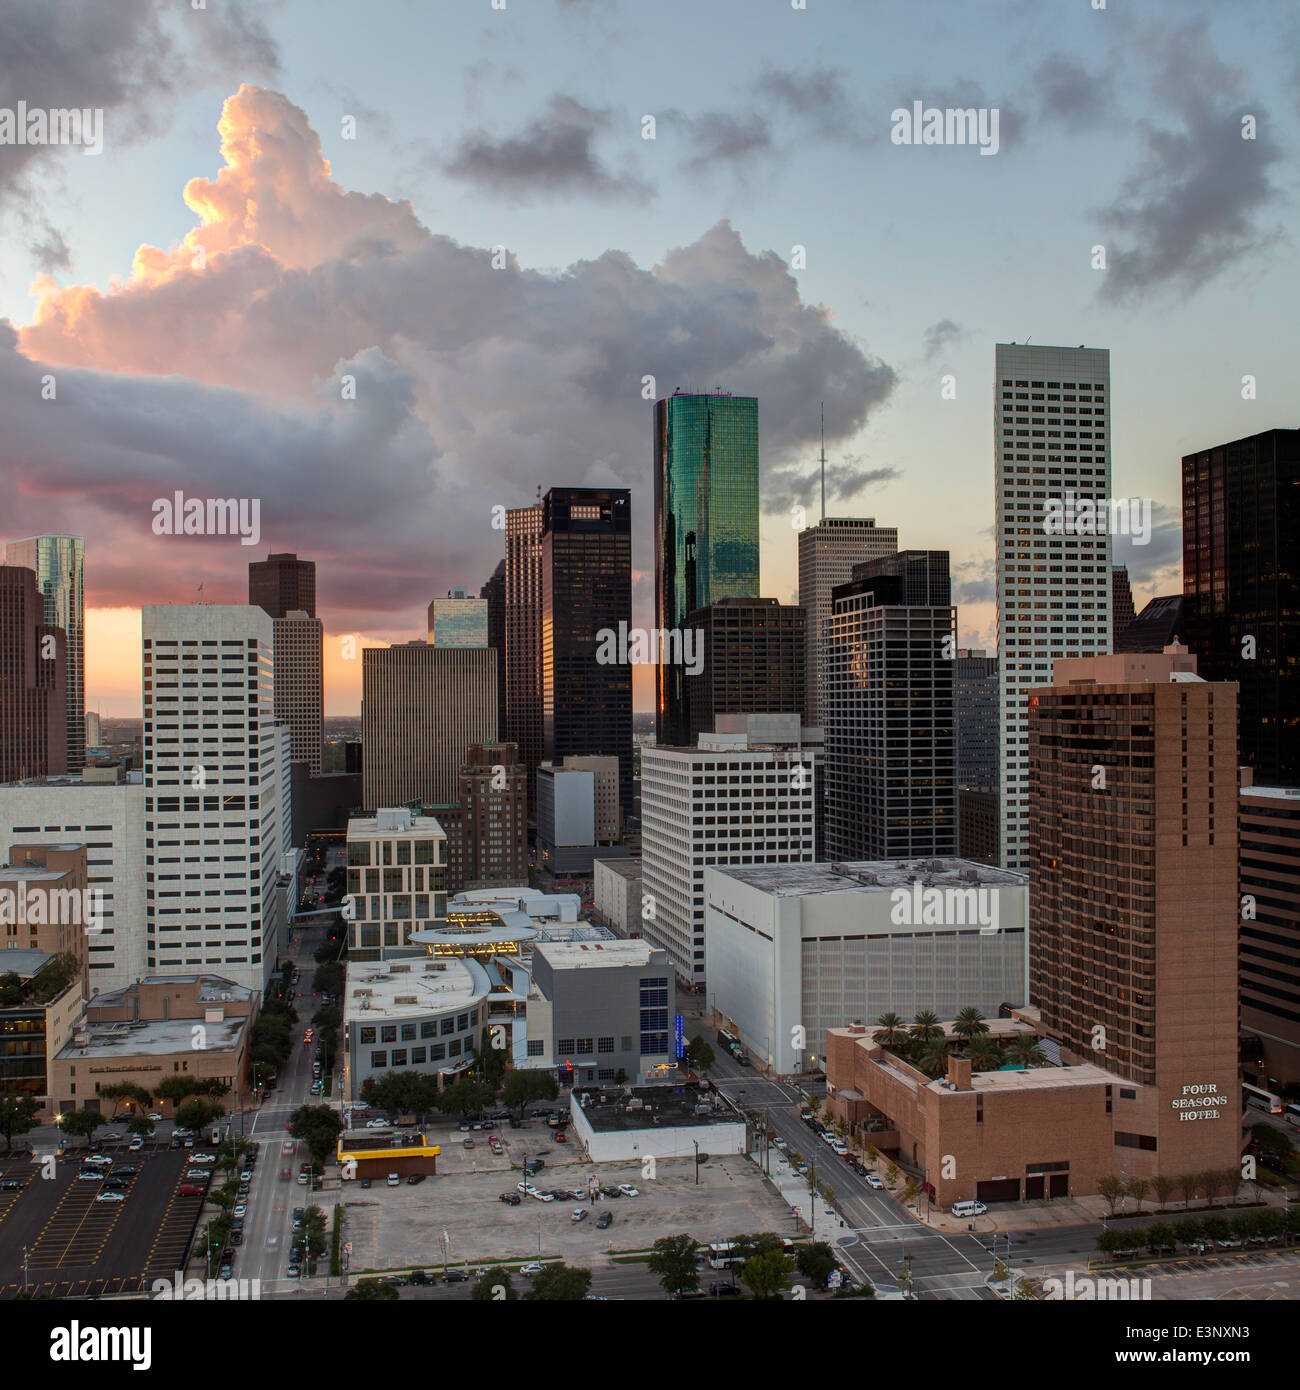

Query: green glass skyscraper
654 391 760 745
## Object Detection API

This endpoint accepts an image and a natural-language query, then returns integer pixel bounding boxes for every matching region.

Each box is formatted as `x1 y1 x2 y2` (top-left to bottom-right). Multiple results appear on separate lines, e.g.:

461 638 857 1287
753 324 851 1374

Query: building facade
345 808 448 958
1182 428 1299 785
361 641 498 809
995 344 1113 869
428 588 490 648
825 551 956 860
272 610 323 775
592 857 642 938
481 558 507 736
654 392 760 746
797 517 899 728
0 564 67 783
505 502 544 811
249 552 316 619
5 536 84 772
541 487 633 816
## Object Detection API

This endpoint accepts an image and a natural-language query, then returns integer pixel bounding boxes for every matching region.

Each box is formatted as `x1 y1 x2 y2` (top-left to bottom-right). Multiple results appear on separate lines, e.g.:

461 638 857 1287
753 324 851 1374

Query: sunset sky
2 0 1296 716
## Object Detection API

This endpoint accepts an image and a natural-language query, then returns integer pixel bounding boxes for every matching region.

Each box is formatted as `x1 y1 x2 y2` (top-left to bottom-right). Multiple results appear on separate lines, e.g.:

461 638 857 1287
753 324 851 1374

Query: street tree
646 1235 700 1297
739 1249 795 1300
523 1263 593 1300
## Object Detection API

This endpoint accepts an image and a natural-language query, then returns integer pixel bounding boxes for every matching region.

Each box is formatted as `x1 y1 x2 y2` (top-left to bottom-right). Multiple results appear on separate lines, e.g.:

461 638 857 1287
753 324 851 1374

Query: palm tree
910 1010 943 1043
952 1007 986 1042
967 1035 1001 1072
1004 1035 1046 1069
918 1041 950 1078
873 1013 909 1049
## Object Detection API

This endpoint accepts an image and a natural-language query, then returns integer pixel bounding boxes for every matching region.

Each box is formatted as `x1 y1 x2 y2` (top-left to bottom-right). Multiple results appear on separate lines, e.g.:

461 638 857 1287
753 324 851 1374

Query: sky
1 0 1296 716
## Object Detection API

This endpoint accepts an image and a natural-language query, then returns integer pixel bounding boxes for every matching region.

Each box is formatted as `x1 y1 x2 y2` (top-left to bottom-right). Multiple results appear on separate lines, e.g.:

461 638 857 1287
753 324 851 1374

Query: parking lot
344 1152 795 1273
0 1137 209 1298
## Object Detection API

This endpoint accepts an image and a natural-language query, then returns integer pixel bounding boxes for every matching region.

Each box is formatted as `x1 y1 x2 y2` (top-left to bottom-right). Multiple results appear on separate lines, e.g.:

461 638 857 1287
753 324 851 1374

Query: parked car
488 1138 503 1153
116 1165 140 1177
95 1190 126 1203
0 1179 25 1191
571 1208 589 1223
408 1270 431 1285
407 1174 425 1185
286 1264 300 1278
239 1169 253 1182
279 1168 291 1182
865 1174 884 1190
518 1262 543 1276
361 1178 372 1189
443 1269 468 1283
128 1138 145 1152
616 1184 639 1197
177 1184 204 1197
366 1119 390 1129
595 1211 613 1229
463 1137 474 1149
189 1153 215 1165
103 1131 123 1141
553 1131 567 1144
387 1173 400 1187
530 1189 554 1202
232 1203 247 1218
148 1112 164 1121
104 1177 128 1190
231 1230 243 1245
499 1191 521 1205
710 1282 741 1297
77 1171 106 1182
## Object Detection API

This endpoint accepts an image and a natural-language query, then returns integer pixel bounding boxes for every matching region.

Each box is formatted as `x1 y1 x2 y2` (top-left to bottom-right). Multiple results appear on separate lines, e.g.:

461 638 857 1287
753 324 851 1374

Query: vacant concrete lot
344 1155 792 1271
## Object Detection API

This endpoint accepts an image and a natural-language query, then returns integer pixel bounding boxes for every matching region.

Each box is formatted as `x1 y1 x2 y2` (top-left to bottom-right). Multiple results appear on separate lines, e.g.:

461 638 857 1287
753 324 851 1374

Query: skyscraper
272 610 324 774
505 502 544 811
142 605 291 993
654 391 760 745
825 551 956 860
0 564 67 782
481 558 507 736
5 535 84 771
683 598 805 745
428 587 489 647
1028 648 1241 1178
955 649 999 864
542 487 633 816
797 517 899 727
995 344 1112 870
1182 428 1299 785
362 641 498 809
1111 565 1136 643
249 552 316 619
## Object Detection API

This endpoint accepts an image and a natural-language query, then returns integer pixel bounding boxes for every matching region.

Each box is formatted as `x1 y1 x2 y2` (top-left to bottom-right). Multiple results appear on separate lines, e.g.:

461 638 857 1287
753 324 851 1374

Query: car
103 1131 123 1141
239 1169 253 1182
443 1269 469 1283
0 1179 25 1191
281 1141 295 1156
772 1136 788 1150
232 1204 247 1218
183 1138 195 1149
1216 1237 1243 1249
189 1153 215 1165
480 1121 497 1132
488 1138 503 1153
174 1128 195 1138
530 1189 554 1202
219 1262 234 1279
736 1055 750 1067
617 1184 639 1197
231 1230 243 1245
550 1189 572 1201
601 1186 621 1199
710 1282 741 1297
595 1211 613 1229
366 1119 390 1130
297 1171 309 1185
177 1184 204 1197
286 1264 301 1278
266 1235 280 1252
104 1177 128 1190
292 1206 305 1220
458 1121 471 1132
463 1137 474 1148
95 1190 126 1202
128 1138 145 1152
148 1112 164 1121
951 1200 988 1218
361 1178 372 1189
170 1136 183 1149
864 1174 885 1190
406 1174 425 1185
553 1131 567 1144
408 1270 431 1285
114 1165 139 1177
77 1170 106 1182
238 1183 251 1196
184 1169 208 1180
524 1158 545 1173
518 1262 543 1276
499 1192 521 1205
387 1173 400 1187
571 1208 589 1223
279 1168 291 1182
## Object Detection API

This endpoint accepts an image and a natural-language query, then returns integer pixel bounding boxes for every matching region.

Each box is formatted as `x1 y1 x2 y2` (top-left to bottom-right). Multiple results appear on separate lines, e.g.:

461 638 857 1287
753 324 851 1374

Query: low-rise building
568 1081 746 1163
592 857 642 937
0 949 84 1119
337 1129 440 1179
345 808 448 958
705 858 1028 1075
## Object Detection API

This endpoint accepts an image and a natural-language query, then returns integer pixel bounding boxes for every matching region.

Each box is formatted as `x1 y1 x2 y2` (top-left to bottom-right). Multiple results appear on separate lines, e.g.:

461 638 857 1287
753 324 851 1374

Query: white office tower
640 713 820 989
797 517 898 726
994 344 1112 868
142 605 288 992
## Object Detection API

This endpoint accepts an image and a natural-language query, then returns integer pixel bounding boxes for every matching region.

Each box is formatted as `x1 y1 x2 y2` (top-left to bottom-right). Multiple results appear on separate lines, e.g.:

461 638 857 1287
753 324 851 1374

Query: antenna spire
819 402 826 523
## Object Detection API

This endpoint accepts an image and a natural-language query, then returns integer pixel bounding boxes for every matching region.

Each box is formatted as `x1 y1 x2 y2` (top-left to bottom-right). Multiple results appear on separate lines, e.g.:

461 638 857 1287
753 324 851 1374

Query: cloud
953 555 994 606
755 65 874 146
1112 502 1182 591
922 318 964 360
1030 53 1113 129
1097 22 1284 304
765 460 900 513
443 96 652 201
668 109 774 175
13 87 896 638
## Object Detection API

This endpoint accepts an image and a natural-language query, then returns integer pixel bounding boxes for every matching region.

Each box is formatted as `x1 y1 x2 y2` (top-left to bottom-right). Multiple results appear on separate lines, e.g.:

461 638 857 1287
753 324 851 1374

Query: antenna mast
819 402 826 522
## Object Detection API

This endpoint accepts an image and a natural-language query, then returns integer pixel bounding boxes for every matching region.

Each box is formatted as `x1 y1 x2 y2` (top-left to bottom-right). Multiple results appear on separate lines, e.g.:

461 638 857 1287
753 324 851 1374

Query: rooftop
59 1015 247 1060
87 975 251 1008
576 1083 742 1133
347 811 445 839
534 940 663 970
344 957 490 1021
593 858 642 881
712 858 1028 897
0 949 54 981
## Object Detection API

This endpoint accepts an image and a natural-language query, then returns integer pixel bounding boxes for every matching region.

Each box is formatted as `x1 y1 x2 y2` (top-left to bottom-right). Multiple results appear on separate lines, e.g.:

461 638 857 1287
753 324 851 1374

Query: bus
1243 1082 1283 1115
706 1242 739 1269
1284 1102 1300 1126
717 1029 738 1049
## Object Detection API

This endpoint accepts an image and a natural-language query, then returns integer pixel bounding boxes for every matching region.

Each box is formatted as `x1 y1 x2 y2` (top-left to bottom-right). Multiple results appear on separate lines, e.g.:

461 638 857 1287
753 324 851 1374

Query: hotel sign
1171 1082 1227 1122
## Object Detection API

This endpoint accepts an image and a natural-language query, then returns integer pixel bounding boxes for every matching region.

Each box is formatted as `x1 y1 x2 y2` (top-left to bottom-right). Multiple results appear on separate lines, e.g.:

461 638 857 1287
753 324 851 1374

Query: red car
553 1131 567 1143
177 1184 204 1197
279 1168 291 1182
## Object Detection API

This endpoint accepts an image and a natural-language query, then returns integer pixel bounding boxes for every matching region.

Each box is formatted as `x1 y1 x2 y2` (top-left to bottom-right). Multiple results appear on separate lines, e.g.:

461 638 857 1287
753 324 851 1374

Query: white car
95 1190 126 1202
530 1189 554 1202
128 1138 145 1151
77 1170 106 1181
772 1136 788 1150
148 1113 164 1122
233 1203 247 1218
189 1153 215 1165
616 1184 639 1197
518 1262 543 1276
865 1174 885 1190
831 1141 849 1155
102 1132 123 1141
365 1119 390 1129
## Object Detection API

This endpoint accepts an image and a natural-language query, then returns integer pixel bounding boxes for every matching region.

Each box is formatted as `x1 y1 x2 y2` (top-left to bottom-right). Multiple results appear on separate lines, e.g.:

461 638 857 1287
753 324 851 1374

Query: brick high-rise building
683 598 805 745
272 610 323 775
1027 646 1241 1178
446 742 528 891
0 564 67 782
797 517 898 727
505 502 544 812
361 641 497 809
249 552 316 619
542 487 633 817
995 345 1113 869
5 536 83 771
1182 428 1299 785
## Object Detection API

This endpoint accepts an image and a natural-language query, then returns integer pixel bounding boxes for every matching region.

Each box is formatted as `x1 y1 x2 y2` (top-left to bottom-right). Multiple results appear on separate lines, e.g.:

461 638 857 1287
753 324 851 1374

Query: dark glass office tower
654 392 759 744
249 552 316 619
481 558 507 737
542 488 633 816
4 535 83 771
1182 428 1299 784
